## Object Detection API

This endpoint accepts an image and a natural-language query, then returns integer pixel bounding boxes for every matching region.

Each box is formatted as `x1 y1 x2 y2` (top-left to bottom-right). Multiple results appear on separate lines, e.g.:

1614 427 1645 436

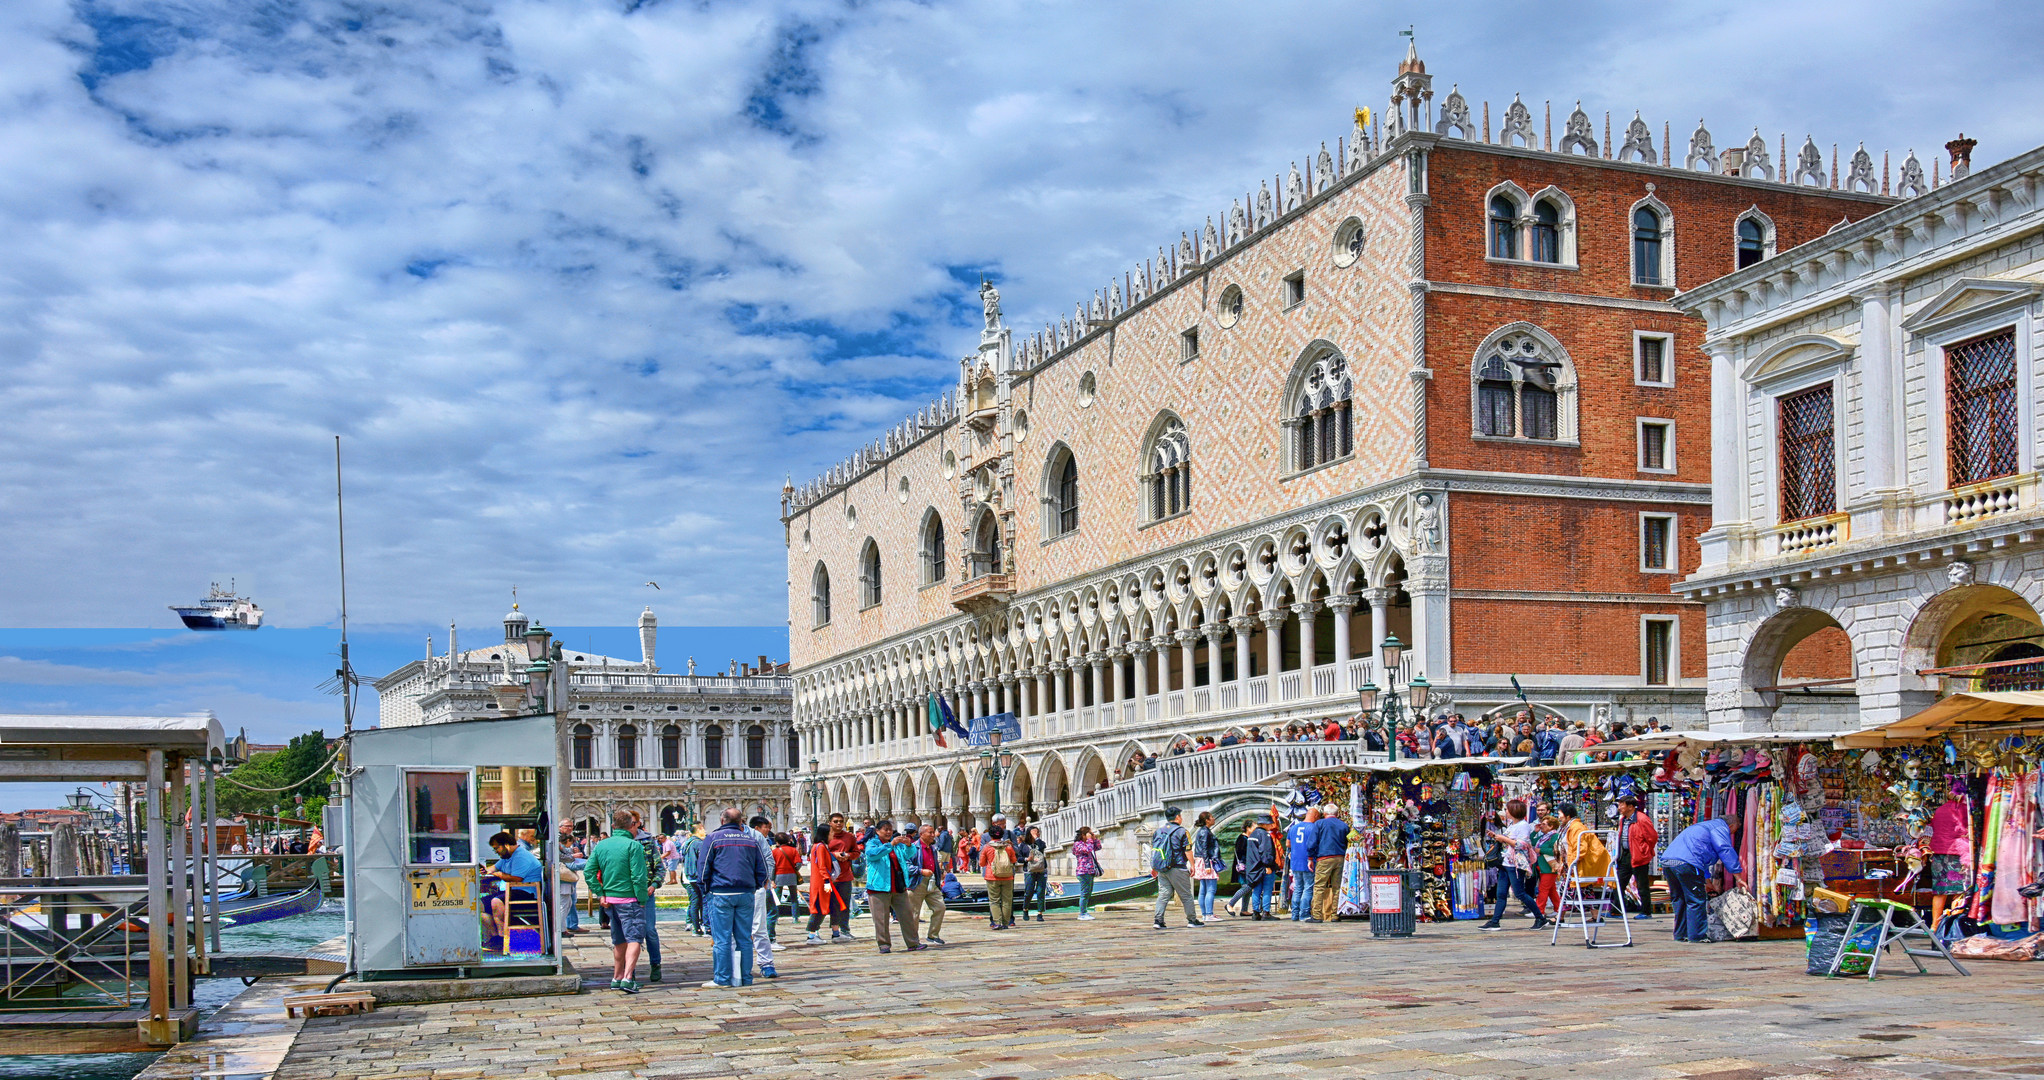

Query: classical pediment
1742 333 1853 385
1900 276 2043 339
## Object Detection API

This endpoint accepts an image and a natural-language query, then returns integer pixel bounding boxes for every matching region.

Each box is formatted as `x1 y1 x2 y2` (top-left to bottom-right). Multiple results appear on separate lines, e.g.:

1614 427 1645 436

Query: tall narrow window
859 540 882 608
616 724 638 770
972 512 1002 577
1947 329 2019 487
1057 454 1079 534
746 725 767 770
1488 195 1519 259
1642 515 1674 572
571 723 593 770
1632 206 1663 285
1638 335 1669 385
703 724 725 769
1147 417 1192 522
921 512 946 584
1640 421 1672 471
660 724 681 769
1737 217 1767 268
1476 356 1515 436
1530 200 1561 263
1522 379 1559 440
1645 620 1673 685
1779 384 1838 521
811 563 831 625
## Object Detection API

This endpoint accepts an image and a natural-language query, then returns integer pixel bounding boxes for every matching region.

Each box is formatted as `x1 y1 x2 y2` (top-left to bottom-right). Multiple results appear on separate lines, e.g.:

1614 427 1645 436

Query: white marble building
1676 140 2044 731
373 605 797 836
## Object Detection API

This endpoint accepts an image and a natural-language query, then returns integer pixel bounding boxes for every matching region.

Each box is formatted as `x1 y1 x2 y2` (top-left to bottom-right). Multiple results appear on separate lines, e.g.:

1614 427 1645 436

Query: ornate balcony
951 572 1014 613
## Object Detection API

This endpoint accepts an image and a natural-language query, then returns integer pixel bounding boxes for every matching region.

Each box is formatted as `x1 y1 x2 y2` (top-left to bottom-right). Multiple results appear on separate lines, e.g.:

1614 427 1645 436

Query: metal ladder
1825 897 1969 979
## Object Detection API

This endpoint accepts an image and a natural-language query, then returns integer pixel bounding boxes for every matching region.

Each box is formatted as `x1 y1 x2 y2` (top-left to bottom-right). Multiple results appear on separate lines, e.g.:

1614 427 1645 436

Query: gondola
212 882 323 926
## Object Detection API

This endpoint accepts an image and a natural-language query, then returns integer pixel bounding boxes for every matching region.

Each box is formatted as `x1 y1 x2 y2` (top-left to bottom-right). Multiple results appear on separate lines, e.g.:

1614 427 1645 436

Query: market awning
1590 729 1854 754
1500 759 1656 776
1832 691 2044 748
1258 755 1525 785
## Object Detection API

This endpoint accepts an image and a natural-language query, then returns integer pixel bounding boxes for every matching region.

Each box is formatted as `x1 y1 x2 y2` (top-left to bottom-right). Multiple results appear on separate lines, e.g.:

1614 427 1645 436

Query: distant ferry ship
171 581 264 630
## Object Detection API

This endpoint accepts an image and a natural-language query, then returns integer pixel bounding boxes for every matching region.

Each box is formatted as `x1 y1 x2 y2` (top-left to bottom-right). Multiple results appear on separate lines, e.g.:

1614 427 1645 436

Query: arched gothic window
1286 347 1354 473
660 724 681 769
1470 326 1577 443
571 722 593 769
703 724 725 769
1529 200 1562 263
1488 195 1519 259
1145 416 1192 522
1736 210 1775 269
1632 206 1665 285
971 511 1003 578
858 539 882 608
811 563 831 626
616 723 639 770
746 724 767 769
1044 449 1080 538
920 511 946 585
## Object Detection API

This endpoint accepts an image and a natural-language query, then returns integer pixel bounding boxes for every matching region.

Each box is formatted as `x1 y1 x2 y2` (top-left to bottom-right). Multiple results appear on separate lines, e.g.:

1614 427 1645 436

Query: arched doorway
1904 583 2044 697
658 805 685 836
1740 606 1860 729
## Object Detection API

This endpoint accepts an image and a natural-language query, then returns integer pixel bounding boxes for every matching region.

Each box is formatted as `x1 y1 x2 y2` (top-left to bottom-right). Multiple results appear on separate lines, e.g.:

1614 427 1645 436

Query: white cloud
0 0 2036 631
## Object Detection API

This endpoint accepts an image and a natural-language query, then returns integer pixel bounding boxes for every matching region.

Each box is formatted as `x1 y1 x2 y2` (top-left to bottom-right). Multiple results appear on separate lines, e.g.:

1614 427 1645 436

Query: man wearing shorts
587 808 651 993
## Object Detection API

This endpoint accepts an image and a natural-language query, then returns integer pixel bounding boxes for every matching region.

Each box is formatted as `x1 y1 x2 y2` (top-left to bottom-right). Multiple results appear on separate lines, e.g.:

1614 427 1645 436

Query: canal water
0 900 345 1080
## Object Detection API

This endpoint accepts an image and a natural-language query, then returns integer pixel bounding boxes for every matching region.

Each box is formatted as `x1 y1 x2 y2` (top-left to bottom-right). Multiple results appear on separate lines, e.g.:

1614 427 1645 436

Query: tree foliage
216 730 334 821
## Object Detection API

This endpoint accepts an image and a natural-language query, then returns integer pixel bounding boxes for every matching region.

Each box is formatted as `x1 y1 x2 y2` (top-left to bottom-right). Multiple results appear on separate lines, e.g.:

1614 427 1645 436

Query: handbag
1192 856 1219 881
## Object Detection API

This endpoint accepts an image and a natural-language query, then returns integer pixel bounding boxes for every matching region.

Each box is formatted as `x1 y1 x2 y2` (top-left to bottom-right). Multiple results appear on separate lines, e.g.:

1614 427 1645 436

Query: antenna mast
335 435 355 734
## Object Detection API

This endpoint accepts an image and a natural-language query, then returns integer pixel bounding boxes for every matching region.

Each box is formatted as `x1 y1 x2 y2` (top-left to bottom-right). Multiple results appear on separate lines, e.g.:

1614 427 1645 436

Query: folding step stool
1549 862 1633 948
1825 897 1969 979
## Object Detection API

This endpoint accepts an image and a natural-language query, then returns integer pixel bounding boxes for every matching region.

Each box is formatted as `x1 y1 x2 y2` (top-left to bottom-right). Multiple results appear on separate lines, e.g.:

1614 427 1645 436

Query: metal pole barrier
145 750 168 1029
205 760 220 958
170 755 190 1009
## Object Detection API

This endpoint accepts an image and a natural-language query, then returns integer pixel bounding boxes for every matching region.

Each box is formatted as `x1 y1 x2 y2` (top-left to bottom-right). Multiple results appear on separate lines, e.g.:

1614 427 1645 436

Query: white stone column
1052 662 1068 714
1090 658 1106 710
1132 644 1150 702
1231 617 1256 689
1700 343 1747 572
1203 625 1224 696
1034 668 1049 717
1110 649 1127 703
1178 630 1197 694
1294 601 1321 672
1262 609 1285 682
1328 595 1355 691
1365 587 1396 681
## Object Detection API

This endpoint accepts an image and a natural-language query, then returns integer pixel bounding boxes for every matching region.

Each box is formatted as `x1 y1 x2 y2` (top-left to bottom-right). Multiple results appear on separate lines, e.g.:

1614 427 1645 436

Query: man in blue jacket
1660 815 1744 943
1284 808 1319 921
692 807 770 987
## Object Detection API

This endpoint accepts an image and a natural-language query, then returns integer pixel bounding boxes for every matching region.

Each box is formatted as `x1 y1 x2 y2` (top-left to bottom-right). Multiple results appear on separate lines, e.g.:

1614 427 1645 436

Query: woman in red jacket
804 825 848 943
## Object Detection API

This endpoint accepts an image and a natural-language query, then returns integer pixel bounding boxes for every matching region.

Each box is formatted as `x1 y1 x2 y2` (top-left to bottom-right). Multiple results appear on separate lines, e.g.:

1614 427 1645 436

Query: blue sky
0 2 2038 800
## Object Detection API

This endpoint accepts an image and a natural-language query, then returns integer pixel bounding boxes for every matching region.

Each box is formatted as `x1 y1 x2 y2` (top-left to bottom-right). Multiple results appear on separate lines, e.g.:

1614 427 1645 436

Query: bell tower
1388 36 1432 136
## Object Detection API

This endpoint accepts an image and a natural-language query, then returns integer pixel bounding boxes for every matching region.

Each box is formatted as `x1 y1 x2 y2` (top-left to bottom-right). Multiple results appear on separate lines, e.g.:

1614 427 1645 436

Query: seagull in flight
643 581 661 590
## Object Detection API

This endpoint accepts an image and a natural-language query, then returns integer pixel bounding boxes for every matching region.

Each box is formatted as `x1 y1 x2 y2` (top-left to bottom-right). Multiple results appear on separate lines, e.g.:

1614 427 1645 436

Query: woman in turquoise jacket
859 822 924 952
863 826 923 892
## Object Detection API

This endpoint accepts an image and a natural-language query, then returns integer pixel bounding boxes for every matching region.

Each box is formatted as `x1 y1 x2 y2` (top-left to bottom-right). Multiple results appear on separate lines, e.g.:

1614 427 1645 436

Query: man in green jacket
587 809 651 994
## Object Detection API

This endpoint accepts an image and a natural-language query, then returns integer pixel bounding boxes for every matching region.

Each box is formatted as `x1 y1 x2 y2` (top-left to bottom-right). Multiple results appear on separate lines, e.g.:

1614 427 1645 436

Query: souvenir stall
1835 692 2044 944
1500 758 1668 912
1592 729 1961 939
1279 758 1522 922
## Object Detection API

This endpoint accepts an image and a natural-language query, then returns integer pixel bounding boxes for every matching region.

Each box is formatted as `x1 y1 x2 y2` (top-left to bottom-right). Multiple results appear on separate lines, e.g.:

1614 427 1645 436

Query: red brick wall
1779 625 1854 680
1451 598 1704 679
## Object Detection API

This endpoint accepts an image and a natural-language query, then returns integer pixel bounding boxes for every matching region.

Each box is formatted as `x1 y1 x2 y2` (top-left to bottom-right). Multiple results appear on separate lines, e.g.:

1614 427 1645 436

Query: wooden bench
282 991 375 1018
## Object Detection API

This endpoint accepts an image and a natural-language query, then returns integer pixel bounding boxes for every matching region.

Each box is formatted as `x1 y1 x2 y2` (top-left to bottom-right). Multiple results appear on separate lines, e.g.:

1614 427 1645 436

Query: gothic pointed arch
1629 194 1674 288
1041 441 1080 539
857 537 882 609
969 506 1004 579
1281 340 1354 474
1140 411 1192 522
917 507 947 585
1469 322 1579 444
1735 206 1777 269
810 562 832 626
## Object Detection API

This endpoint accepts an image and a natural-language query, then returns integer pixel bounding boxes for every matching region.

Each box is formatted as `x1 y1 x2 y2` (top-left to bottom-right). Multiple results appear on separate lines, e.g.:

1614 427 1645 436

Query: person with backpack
980 820 1019 929
1151 806 1203 929
628 812 664 983
679 827 707 937
1019 826 1051 922
587 809 652 993
1070 826 1102 920
862 821 923 954
1479 800 1546 931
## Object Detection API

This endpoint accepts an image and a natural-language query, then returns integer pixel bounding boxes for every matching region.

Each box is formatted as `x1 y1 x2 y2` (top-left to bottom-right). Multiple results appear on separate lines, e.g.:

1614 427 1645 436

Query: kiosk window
407 770 472 865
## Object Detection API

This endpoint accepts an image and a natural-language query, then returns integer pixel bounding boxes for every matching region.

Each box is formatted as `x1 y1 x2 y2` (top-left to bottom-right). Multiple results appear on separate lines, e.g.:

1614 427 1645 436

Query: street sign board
965 712 1022 746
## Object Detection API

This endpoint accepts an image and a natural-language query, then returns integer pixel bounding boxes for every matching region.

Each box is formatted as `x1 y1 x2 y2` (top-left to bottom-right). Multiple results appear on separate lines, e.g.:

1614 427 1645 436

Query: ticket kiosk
344 713 563 978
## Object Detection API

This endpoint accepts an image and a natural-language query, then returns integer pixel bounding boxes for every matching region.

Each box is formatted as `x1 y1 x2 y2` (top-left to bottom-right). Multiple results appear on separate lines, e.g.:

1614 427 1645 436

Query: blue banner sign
965 712 1022 746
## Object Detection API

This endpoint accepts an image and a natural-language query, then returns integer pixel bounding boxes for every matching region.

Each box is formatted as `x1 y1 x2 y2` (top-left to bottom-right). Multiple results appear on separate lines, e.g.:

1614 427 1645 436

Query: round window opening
801 528 811 551
1332 217 1366 267
942 449 958 478
845 504 858 529
1217 285 1244 328
1078 370 1097 407
1013 408 1030 442
897 476 910 503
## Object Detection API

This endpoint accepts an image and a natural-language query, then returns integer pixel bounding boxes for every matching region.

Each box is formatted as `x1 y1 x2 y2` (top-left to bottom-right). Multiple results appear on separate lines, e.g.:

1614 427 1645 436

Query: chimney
758 654 770 674
1946 134 1977 180
1720 147 1745 176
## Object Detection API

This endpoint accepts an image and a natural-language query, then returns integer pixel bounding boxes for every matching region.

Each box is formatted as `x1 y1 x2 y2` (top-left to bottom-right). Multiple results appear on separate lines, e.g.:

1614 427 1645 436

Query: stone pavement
274 908 2044 1080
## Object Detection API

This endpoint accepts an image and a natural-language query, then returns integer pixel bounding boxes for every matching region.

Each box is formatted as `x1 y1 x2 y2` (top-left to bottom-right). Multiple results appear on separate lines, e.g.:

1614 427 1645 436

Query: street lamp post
804 757 822 829
977 730 1014 825
1356 633 1429 763
682 780 699 833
